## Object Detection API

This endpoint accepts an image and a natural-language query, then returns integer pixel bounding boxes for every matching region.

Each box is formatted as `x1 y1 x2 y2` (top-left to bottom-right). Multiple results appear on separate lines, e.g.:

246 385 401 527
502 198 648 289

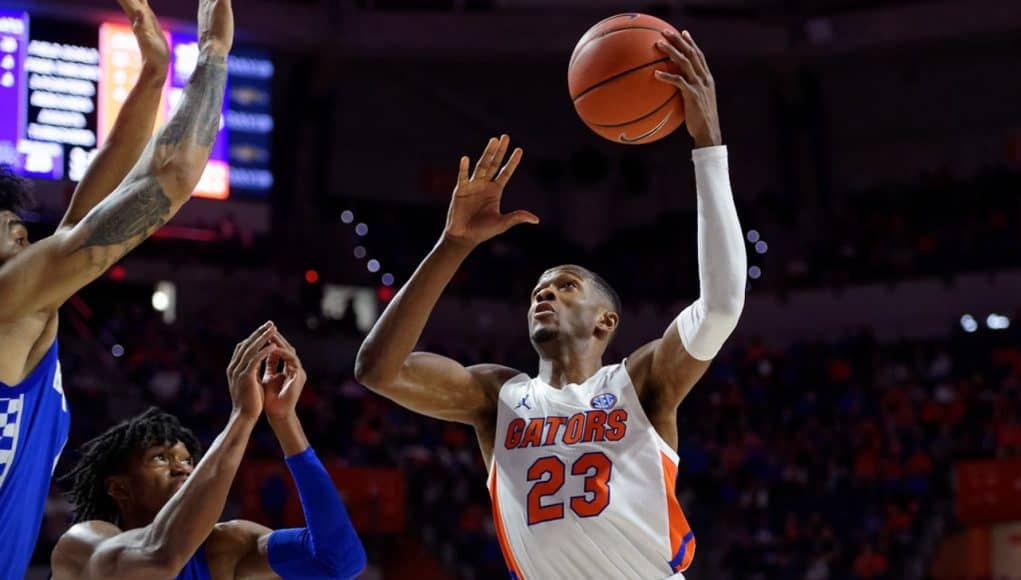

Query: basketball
568 13 686 145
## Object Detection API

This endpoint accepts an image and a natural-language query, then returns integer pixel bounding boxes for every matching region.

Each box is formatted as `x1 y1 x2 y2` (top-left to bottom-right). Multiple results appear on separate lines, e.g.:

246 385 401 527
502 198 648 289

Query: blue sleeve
267 448 367 580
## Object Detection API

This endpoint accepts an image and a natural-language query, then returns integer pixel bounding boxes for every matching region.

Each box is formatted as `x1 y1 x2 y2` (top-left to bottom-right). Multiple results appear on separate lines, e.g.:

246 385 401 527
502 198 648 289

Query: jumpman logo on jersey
515 394 532 410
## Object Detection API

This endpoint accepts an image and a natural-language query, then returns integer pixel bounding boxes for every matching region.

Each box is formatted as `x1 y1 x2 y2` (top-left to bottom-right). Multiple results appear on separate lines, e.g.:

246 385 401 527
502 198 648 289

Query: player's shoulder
58 520 123 545
51 520 123 576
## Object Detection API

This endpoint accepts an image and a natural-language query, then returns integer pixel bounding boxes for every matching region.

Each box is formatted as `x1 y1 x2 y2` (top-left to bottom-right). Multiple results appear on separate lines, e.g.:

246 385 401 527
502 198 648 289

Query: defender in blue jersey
51 324 366 580
0 0 236 574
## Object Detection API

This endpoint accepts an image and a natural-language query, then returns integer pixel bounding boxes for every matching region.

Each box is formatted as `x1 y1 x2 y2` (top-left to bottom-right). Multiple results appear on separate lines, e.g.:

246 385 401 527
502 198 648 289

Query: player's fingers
228 340 243 370
227 346 241 376
268 337 302 376
276 351 303 380
654 69 695 92
682 30 712 79
674 30 709 81
263 349 280 381
227 322 265 375
457 156 470 187
471 138 498 181
665 30 696 58
236 343 272 380
481 135 505 176
655 39 698 85
269 337 302 367
499 210 540 234
495 147 524 188
277 367 299 399
490 134 510 176
236 325 275 375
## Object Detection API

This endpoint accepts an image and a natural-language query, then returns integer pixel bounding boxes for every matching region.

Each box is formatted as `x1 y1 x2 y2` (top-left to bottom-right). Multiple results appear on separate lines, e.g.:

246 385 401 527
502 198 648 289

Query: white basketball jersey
488 361 695 580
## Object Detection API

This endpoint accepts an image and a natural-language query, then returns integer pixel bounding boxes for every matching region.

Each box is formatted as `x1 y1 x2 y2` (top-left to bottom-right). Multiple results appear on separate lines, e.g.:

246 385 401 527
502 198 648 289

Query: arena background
3 0 1020 577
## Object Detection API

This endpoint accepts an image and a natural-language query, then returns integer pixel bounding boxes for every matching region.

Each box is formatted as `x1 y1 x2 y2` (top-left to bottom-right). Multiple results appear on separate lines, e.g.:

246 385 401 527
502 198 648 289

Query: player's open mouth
534 304 556 318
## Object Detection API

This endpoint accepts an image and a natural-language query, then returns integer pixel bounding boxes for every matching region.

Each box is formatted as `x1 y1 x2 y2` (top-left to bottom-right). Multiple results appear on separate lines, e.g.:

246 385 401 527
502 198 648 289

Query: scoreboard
0 10 273 199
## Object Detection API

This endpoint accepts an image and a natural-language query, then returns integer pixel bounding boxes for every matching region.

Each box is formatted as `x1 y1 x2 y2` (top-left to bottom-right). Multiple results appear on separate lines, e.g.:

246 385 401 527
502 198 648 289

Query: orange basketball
568 13 685 145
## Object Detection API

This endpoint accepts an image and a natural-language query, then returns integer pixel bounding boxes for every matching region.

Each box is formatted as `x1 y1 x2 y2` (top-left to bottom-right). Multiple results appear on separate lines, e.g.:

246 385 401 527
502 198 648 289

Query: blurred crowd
30 167 1019 307
338 166 1021 302
30 278 1021 579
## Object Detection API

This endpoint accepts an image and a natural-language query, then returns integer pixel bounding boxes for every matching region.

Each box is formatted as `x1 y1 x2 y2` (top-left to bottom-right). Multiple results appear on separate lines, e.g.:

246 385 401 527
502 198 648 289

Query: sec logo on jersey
590 393 617 410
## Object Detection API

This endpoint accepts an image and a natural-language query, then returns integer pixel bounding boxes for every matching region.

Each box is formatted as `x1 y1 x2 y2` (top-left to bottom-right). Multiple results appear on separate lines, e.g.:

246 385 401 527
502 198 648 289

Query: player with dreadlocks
51 324 366 579
61 408 204 525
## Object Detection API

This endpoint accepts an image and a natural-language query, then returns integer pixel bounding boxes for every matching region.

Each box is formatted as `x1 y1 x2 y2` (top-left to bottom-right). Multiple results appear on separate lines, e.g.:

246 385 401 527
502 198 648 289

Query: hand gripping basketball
443 135 540 247
654 30 722 148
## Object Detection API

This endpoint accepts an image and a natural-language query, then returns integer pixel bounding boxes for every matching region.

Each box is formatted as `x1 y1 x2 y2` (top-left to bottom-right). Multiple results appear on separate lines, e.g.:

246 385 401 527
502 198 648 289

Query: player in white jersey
357 30 745 579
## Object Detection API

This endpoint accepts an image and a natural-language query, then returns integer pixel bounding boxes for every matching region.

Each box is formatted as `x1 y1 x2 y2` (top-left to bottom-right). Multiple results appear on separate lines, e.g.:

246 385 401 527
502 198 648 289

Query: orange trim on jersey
661 451 696 571
488 468 526 579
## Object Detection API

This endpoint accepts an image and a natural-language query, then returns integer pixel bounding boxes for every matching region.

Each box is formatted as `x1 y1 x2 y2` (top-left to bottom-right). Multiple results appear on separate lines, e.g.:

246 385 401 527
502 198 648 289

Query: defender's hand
226 321 276 420
443 134 539 248
654 30 722 148
262 330 307 425
116 0 169 77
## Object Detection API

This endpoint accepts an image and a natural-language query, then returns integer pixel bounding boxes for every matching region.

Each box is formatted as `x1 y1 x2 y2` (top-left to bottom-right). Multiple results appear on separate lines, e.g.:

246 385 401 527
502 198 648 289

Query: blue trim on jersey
669 530 695 570
0 338 59 394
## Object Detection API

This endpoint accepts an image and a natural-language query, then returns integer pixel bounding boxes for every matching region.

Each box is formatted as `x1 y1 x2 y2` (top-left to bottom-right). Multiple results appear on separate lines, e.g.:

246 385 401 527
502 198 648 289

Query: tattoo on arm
74 55 225 272
157 55 227 148
81 176 171 249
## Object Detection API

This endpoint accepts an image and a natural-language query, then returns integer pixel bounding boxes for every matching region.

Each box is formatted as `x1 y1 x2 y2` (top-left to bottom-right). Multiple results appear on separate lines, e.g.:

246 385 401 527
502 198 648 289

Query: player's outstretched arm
58 0 168 230
627 30 746 428
50 323 278 579
216 331 366 580
0 0 232 322
355 135 537 425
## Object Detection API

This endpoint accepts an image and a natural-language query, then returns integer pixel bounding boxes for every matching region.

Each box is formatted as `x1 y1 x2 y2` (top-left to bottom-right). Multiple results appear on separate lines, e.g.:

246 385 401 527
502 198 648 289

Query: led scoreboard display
0 12 273 199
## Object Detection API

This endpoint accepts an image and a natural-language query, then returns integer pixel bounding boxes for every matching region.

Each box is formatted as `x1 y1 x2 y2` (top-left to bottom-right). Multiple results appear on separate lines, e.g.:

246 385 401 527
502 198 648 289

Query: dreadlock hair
61 407 204 525
0 164 33 214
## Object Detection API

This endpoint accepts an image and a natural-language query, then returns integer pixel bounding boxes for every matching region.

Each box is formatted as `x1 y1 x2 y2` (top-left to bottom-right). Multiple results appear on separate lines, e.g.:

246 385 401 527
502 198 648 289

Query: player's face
0 210 30 263
123 441 195 516
528 268 606 345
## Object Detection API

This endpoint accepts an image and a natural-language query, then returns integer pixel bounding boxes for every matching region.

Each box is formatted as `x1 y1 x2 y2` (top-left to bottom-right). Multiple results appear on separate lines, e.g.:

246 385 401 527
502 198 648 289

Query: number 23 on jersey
527 451 612 525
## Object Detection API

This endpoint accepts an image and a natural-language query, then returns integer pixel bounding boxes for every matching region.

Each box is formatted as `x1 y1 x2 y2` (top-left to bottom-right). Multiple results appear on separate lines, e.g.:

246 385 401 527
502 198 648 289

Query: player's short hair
586 269 622 318
544 264 623 320
62 407 204 524
0 164 33 215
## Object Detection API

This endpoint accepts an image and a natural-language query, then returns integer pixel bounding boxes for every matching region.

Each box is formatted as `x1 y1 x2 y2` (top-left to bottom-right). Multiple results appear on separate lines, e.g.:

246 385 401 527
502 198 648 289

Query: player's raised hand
443 135 539 247
116 0 169 76
197 0 234 56
653 30 722 148
261 330 308 425
226 321 277 421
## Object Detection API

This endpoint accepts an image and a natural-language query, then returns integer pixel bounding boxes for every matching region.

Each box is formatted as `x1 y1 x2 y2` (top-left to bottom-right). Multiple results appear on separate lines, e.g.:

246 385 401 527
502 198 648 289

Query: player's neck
118 508 157 531
536 343 603 388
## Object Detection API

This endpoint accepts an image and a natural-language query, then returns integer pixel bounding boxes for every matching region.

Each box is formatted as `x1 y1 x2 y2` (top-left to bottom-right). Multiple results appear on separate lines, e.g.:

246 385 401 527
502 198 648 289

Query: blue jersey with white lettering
0 339 70 580
176 544 213 580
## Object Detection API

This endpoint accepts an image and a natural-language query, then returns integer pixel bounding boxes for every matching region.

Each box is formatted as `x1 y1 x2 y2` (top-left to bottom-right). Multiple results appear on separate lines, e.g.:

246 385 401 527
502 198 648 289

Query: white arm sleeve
674 145 747 361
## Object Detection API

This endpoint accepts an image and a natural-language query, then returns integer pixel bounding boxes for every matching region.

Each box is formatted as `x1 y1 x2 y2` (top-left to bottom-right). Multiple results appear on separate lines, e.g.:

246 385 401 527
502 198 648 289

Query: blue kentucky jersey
176 544 213 580
0 339 70 580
